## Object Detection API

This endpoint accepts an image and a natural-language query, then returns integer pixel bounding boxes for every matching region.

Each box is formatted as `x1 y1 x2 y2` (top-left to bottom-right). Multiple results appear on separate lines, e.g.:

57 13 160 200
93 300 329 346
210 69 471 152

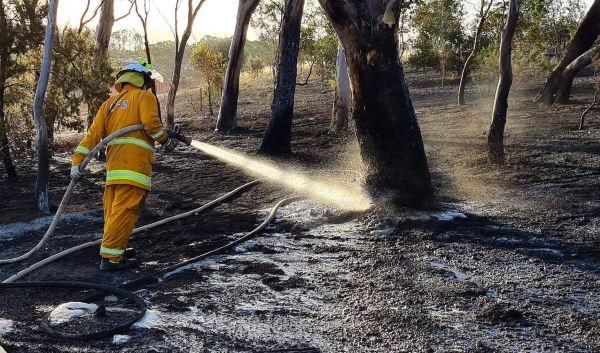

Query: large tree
33 0 59 213
215 0 261 133
317 0 432 207
165 0 206 127
487 0 519 164
95 0 134 58
258 0 305 155
536 0 600 104
555 44 600 103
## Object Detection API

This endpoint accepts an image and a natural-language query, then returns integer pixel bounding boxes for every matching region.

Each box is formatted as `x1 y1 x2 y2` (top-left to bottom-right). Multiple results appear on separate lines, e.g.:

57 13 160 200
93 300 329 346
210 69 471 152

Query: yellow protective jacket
72 86 168 190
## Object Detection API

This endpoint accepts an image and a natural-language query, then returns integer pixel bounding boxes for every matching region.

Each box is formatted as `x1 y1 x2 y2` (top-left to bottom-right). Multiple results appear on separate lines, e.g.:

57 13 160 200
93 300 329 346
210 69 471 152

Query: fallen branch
579 89 598 130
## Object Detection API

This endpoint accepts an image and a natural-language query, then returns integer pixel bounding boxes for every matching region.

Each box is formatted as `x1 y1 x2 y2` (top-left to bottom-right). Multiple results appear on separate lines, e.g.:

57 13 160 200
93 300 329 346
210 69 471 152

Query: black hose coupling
167 124 192 145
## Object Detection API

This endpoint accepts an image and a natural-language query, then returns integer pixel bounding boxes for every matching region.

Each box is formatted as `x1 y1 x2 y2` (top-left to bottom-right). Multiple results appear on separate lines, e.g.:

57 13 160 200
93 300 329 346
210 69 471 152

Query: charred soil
0 72 599 352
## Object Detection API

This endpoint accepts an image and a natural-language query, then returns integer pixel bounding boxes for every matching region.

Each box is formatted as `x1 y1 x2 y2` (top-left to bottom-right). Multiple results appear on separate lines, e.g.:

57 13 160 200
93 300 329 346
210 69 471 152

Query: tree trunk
166 0 207 127
259 0 305 156
318 0 432 207
488 0 519 164
208 82 214 115
33 0 59 213
536 0 600 104
0 2 16 179
458 0 491 105
555 44 600 104
95 0 114 58
0 103 16 179
199 88 204 112
216 0 260 133
330 43 351 134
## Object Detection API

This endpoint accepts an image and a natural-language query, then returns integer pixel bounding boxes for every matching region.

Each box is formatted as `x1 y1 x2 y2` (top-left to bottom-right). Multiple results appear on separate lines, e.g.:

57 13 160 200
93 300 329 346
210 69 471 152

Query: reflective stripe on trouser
101 184 147 261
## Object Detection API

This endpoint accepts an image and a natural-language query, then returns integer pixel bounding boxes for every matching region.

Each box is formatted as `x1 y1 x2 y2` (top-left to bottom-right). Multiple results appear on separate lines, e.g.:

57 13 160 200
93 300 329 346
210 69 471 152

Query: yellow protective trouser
101 184 147 261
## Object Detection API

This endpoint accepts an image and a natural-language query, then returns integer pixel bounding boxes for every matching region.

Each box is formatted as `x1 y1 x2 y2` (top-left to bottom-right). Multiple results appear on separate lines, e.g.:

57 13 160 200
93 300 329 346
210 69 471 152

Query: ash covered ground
0 73 599 352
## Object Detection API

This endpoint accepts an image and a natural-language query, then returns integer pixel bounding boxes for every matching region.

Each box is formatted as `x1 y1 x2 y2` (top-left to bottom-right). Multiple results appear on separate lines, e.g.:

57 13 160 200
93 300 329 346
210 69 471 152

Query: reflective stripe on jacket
71 86 168 190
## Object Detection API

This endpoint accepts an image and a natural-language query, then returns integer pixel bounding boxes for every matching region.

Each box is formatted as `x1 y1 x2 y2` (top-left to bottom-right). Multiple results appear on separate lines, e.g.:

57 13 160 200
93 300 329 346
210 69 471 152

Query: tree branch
115 0 135 22
78 0 106 33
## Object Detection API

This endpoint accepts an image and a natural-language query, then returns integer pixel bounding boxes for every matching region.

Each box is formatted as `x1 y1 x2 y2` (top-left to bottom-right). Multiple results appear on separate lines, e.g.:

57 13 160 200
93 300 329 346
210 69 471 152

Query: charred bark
330 43 351 134
318 0 432 207
166 0 206 127
488 0 519 164
0 102 16 179
215 0 260 133
536 0 600 105
0 3 16 179
259 0 305 156
555 44 600 104
458 0 492 106
33 0 59 213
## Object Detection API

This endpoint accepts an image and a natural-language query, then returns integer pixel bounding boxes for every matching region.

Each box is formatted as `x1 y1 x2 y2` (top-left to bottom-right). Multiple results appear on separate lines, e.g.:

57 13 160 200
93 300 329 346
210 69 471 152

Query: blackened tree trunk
0 99 16 179
555 44 600 104
318 0 432 207
0 2 16 179
330 43 351 134
166 0 206 127
259 0 305 155
536 0 600 104
216 0 260 133
488 0 519 164
33 0 59 213
458 0 493 105
208 82 214 115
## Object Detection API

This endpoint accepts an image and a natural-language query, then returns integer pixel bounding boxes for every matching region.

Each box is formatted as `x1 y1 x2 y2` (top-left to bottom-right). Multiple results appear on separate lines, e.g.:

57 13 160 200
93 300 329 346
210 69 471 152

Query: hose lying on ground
0 125 307 339
0 125 146 265
0 281 147 340
3 180 261 283
1 196 301 340
118 196 302 291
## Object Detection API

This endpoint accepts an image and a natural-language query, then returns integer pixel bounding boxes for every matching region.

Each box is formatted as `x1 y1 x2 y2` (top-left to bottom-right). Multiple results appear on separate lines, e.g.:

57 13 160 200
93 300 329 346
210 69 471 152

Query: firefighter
70 61 177 271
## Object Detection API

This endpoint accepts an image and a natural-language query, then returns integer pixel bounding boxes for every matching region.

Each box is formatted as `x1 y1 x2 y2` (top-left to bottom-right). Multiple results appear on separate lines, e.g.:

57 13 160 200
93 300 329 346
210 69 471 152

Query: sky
57 0 596 43
57 0 259 43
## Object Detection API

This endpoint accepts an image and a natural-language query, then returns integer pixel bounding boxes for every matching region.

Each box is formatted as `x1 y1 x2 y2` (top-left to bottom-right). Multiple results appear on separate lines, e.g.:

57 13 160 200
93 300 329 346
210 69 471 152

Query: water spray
188 140 372 212
170 125 372 211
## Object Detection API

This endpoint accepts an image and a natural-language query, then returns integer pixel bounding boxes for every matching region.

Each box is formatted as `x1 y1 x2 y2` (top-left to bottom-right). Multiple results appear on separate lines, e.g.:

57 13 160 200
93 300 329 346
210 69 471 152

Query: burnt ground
0 71 599 352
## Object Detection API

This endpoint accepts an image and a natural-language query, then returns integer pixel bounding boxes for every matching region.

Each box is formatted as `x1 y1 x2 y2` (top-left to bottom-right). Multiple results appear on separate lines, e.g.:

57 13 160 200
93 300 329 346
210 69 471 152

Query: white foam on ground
0 211 102 240
407 211 467 222
0 319 16 336
517 248 564 257
163 257 220 278
104 295 118 302
132 310 160 329
273 200 339 227
112 334 132 345
48 302 99 327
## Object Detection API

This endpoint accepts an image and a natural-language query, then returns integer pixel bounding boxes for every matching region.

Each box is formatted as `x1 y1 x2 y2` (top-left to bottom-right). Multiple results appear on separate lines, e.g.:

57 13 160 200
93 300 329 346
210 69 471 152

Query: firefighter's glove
163 138 179 152
70 165 83 180
167 124 191 145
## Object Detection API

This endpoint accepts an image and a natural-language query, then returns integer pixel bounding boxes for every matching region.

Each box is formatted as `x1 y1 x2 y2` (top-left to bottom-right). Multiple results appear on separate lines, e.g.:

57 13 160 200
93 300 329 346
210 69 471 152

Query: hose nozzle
167 124 191 145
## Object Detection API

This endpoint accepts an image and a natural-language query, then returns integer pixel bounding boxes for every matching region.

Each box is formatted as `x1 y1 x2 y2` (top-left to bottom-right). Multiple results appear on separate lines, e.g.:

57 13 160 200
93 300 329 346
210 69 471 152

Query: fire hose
0 125 302 340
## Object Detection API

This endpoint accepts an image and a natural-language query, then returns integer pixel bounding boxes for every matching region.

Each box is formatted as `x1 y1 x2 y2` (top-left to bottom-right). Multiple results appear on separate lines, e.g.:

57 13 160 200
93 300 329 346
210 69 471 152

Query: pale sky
57 0 258 43
57 0 596 43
